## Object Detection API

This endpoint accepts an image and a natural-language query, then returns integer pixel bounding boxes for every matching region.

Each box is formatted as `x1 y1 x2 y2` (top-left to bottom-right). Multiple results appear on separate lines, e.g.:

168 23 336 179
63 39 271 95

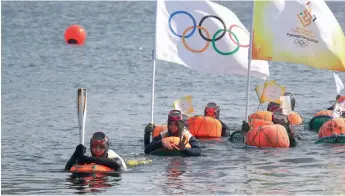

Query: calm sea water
2 1 345 195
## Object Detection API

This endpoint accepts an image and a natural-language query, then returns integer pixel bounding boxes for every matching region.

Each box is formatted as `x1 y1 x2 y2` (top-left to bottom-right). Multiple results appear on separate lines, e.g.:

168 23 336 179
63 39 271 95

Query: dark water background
2 1 345 195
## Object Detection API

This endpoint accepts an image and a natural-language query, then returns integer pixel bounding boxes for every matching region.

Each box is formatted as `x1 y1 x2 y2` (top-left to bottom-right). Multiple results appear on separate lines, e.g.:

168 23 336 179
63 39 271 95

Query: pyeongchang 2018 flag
155 0 269 79
252 0 345 71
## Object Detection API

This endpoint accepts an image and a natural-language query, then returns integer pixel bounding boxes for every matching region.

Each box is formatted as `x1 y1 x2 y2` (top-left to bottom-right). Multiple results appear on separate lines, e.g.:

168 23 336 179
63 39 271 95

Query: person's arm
78 155 123 170
144 123 155 147
64 144 86 170
182 136 201 156
64 153 77 170
144 135 163 154
219 120 230 137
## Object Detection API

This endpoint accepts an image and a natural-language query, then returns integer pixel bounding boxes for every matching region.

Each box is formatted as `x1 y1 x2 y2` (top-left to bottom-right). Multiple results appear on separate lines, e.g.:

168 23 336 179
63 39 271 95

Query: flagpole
150 0 159 124
244 1 255 123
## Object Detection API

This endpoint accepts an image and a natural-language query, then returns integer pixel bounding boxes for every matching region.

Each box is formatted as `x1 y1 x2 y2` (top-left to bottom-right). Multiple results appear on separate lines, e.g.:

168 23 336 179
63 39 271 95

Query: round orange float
187 116 222 138
314 110 333 117
64 24 87 45
150 137 191 156
248 111 273 122
318 117 345 138
246 124 290 148
248 118 273 129
287 111 303 125
70 163 112 173
152 125 168 138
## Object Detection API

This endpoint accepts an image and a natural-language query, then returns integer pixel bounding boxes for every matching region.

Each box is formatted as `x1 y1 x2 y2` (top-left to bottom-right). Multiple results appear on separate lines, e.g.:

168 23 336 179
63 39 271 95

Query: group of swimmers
64 92 344 172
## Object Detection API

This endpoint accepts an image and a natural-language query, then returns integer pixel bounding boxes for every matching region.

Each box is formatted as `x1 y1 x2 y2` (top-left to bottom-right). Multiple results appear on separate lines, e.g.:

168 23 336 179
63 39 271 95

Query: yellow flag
252 1 345 71
173 95 194 115
255 80 286 104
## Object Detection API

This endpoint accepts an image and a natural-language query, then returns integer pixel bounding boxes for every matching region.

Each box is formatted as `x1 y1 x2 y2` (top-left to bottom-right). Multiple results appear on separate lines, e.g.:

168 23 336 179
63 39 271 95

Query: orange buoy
64 24 86 45
187 116 222 138
248 119 274 129
152 125 167 138
314 110 333 117
246 124 290 148
248 111 273 122
318 118 345 138
70 163 112 173
162 137 191 148
287 111 303 125
150 137 191 156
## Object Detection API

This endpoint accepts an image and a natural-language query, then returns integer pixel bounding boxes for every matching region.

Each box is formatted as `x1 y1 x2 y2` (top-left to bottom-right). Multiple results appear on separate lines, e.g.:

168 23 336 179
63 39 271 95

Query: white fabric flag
333 72 344 95
155 0 269 79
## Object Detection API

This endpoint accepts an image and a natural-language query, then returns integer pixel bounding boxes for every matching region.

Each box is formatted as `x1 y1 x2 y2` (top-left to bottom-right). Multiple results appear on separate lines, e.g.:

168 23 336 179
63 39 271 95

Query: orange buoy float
287 111 303 125
64 24 86 45
248 119 274 129
248 111 273 122
318 117 345 138
187 116 222 138
150 137 191 156
70 163 112 173
152 124 167 138
246 124 290 148
314 110 333 117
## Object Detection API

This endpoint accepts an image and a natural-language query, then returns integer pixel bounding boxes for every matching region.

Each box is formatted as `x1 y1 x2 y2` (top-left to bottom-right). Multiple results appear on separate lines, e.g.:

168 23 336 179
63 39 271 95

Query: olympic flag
251 0 345 71
154 0 269 79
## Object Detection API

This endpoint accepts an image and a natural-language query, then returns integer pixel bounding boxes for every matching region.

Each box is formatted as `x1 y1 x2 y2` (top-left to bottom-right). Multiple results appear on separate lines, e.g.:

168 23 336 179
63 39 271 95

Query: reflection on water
66 172 121 194
162 158 187 195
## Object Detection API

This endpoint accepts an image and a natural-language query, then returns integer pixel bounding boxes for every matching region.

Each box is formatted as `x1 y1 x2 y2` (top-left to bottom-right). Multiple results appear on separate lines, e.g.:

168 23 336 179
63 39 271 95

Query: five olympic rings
168 10 249 55
294 39 309 47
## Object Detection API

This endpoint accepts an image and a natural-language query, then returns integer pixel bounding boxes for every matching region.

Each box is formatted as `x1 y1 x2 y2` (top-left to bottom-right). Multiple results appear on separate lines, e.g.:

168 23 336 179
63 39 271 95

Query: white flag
155 0 269 79
333 72 344 95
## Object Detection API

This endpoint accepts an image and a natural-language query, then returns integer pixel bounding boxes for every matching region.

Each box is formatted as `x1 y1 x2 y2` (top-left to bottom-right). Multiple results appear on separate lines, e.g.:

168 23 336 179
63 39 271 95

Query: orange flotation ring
248 119 273 129
248 111 273 122
314 110 333 117
187 116 222 138
287 111 303 125
318 118 345 138
150 137 191 156
152 125 168 138
70 163 112 173
163 136 191 148
246 124 290 148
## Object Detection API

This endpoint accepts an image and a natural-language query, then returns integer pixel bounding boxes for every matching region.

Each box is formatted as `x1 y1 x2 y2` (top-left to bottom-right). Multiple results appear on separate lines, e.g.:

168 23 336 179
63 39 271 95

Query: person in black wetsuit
144 110 201 156
65 132 127 171
327 94 341 110
238 113 300 147
272 113 299 147
203 102 230 137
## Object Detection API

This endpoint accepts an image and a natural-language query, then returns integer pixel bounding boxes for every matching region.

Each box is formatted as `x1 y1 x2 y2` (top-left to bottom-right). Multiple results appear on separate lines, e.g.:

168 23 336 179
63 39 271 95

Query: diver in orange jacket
65 132 127 171
144 110 201 156
203 102 230 137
